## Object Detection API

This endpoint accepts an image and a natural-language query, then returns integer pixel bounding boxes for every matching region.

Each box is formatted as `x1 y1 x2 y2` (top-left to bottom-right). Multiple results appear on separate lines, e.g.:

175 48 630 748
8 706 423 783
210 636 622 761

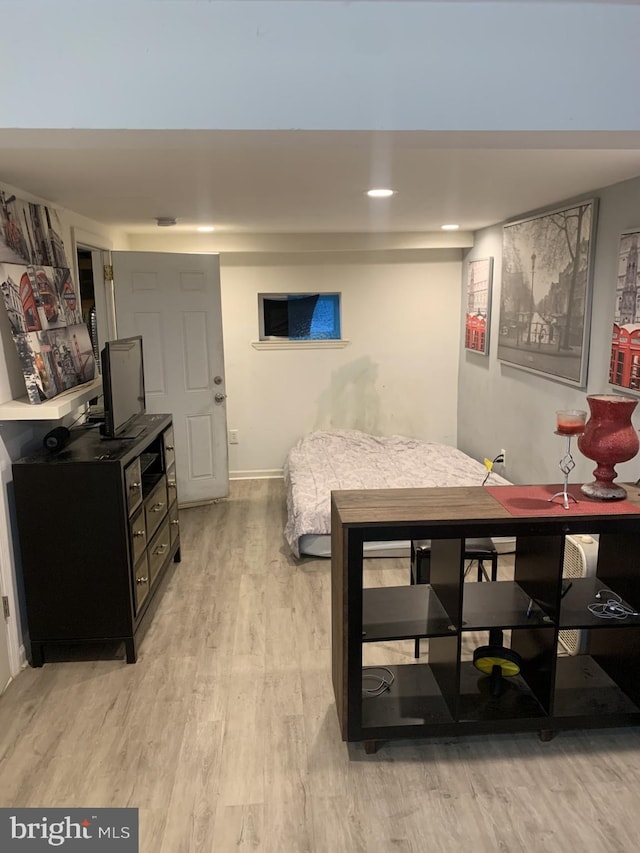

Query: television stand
99 421 146 440
116 426 146 440
13 413 181 666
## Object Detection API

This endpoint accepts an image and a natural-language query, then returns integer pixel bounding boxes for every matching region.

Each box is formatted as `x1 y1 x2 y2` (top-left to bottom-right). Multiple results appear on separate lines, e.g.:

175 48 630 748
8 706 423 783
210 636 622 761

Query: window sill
252 340 350 350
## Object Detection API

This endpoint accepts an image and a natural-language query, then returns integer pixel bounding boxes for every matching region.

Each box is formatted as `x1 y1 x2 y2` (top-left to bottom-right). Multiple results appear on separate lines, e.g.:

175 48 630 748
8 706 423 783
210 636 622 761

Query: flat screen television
99 335 146 439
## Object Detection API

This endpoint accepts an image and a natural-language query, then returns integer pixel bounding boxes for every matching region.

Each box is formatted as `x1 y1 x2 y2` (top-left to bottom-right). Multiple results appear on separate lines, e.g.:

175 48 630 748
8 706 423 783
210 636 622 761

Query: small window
259 293 341 341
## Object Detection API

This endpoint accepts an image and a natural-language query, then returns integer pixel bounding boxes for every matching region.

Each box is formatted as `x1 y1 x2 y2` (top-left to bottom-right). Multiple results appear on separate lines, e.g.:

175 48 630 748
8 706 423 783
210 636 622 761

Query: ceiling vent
156 217 177 227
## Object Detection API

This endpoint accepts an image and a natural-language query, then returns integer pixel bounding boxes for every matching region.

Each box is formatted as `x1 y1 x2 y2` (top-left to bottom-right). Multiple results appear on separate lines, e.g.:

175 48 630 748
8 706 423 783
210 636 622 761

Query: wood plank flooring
2 478 640 851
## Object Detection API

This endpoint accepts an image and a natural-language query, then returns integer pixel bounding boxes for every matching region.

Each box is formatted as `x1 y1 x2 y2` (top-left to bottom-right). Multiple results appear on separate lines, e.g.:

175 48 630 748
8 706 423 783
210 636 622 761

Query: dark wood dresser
12 413 180 665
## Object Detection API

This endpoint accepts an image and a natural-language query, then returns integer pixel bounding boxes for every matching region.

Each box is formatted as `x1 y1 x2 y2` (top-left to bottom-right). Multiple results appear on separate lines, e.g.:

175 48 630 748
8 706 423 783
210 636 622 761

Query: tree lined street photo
497 200 597 387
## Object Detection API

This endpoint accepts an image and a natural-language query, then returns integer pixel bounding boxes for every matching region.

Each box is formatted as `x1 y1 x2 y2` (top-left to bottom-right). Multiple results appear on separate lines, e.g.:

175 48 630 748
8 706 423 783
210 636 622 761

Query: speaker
43 426 70 453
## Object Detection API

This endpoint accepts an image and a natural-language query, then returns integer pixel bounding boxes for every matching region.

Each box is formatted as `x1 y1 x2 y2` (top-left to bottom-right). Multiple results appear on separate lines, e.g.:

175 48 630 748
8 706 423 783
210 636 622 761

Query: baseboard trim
230 469 283 480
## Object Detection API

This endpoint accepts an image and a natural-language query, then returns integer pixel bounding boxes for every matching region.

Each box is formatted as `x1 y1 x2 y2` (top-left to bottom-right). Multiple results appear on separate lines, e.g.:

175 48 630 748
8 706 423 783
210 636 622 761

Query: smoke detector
156 217 177 227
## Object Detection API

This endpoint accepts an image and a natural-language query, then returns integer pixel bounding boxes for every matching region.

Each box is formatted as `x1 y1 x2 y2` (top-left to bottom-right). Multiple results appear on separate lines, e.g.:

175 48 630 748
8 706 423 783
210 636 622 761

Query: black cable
68 394 105 431
482 453 505 486
68 409 89 429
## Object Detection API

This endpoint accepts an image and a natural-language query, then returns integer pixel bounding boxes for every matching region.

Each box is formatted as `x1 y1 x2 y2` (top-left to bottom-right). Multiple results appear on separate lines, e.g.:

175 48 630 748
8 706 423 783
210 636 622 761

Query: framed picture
497 199 598 387
609 229 640 393
465 257 493 355
0 262 96 404
0 190 69 268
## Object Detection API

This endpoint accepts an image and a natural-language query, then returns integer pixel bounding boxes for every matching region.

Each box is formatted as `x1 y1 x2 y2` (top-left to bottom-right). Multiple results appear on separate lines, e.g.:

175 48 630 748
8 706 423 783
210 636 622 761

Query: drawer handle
151 502 165 512
130 482 141 490
171 519 179 526
154 543 168 556
133 530 146 538
136 576 148 585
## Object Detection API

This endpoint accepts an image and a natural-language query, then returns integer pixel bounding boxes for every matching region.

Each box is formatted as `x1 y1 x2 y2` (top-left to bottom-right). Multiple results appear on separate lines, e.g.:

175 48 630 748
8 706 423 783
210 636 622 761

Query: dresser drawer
163 426 176 471
148 517 171 584
129 506 147 565
167 464 178 507
169 501 179 546
133 552 150 613
125 458 143 517
144 476 168 541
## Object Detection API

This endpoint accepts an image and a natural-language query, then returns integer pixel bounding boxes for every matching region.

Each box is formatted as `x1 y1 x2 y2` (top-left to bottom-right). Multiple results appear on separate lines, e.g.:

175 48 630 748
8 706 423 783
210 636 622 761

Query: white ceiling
1 129 639 236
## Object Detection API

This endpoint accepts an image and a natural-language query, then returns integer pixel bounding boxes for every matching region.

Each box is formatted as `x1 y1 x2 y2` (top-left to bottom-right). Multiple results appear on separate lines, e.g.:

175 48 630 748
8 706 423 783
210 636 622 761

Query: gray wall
458 174 640 488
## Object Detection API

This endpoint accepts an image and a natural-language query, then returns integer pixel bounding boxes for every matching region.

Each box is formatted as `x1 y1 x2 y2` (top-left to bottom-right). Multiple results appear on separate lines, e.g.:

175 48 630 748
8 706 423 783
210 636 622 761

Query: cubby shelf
558 576 640 629
363 585 454 642
361 664 455 730
331 485 640 750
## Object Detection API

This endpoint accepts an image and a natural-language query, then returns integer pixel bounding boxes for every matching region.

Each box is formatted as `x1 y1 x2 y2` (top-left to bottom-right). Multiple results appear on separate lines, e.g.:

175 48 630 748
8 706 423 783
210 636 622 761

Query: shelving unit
0 377 102 421
331 486 640 751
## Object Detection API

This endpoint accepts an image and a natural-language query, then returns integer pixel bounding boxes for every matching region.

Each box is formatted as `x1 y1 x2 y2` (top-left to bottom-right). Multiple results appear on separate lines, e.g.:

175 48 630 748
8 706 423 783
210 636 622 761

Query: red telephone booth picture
36 269 61 324
19 272 41 332
465 312 488 354
610 322 640 390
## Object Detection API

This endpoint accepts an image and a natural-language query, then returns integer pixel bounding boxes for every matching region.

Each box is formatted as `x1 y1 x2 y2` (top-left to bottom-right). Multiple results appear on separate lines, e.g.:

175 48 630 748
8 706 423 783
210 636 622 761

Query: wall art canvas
497 199 597 387
0 262 96 404
465 257 493 355
609 229 640 392
0 190 69 268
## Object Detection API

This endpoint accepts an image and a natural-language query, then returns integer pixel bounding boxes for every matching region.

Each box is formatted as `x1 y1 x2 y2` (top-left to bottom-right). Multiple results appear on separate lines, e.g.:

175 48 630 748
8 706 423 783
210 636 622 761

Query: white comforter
283 429 509 557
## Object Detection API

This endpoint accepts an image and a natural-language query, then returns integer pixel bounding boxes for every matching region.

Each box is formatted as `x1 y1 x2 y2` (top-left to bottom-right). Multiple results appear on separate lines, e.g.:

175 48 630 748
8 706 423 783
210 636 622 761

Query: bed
284 429 512 558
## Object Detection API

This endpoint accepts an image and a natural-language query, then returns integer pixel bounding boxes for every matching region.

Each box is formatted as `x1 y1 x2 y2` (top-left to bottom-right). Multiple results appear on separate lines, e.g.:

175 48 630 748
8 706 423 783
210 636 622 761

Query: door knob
214 392 226 403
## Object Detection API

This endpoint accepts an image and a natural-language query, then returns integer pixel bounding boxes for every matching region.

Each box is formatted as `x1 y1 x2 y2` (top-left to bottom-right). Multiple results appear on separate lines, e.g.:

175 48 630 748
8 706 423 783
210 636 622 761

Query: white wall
1 2 639 132
128 234 463 473
221 250 462 474
0 178 128 674
458 174 640 488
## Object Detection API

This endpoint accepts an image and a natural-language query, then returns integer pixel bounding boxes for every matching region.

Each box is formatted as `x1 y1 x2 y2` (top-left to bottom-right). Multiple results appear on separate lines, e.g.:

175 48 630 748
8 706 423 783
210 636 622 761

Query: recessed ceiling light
367 188 395 198
441 224 460 231
197 226 215 233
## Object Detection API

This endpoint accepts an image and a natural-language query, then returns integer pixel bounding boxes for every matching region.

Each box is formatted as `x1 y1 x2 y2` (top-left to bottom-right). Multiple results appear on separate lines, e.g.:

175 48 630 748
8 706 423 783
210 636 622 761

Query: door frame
71 227 116 351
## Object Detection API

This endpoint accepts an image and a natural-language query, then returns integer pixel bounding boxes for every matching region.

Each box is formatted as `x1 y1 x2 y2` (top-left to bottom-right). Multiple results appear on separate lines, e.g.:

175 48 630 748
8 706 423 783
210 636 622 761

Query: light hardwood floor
2 478 640 852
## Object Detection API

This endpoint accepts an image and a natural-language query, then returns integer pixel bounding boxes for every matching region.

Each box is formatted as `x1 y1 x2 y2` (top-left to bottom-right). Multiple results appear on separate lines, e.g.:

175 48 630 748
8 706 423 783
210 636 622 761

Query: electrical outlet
229 429 239 445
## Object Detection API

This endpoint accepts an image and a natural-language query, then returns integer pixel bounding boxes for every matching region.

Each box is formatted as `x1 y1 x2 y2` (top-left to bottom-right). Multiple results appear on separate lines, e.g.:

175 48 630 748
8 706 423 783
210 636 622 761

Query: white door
112 251 229 504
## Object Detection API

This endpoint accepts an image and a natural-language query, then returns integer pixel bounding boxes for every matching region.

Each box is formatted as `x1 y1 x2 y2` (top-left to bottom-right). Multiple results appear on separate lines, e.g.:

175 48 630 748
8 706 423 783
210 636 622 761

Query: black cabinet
331 486 640 751
13 413 181 666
